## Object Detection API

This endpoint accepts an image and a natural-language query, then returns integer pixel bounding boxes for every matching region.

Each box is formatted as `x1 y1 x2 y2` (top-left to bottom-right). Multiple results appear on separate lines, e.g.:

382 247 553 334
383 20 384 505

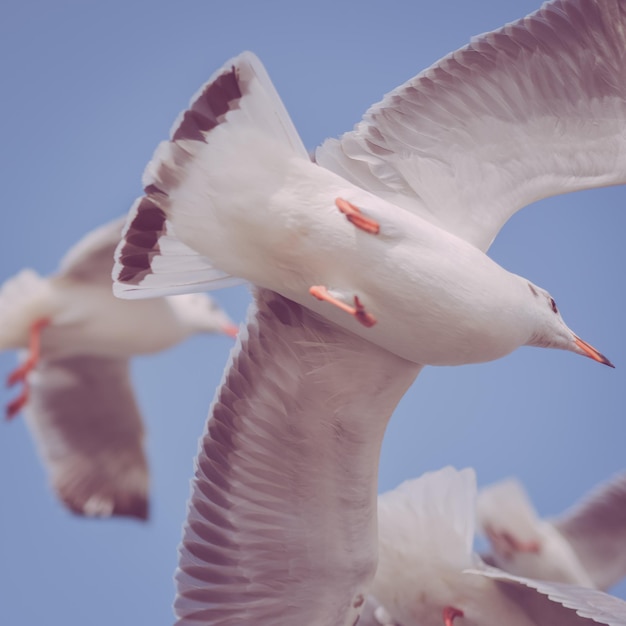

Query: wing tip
112 195 166 289
113 53 264 299
59 487 150 522
170 60 244 143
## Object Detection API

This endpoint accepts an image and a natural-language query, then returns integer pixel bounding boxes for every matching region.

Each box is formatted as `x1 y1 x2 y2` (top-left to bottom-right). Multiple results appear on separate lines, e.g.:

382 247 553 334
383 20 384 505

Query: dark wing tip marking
172 66 242 142
116 495 149 521
128 201 167 232
116 65 245 287
116 198 167 284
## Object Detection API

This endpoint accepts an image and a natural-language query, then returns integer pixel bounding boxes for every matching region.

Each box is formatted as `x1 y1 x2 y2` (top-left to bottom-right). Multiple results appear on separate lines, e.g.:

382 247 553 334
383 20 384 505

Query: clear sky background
0 1 624 624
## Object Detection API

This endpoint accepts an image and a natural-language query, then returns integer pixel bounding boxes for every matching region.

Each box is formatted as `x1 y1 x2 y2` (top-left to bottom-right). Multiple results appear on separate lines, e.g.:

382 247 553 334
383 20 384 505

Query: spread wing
554 472 626 591
316 0 626 251
174 289 421 626
23 354 149 520
470 566 626 625
57 216 126 284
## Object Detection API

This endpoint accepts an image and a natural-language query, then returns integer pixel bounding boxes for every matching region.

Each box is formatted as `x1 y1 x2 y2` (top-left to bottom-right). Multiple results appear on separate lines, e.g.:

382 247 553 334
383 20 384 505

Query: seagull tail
0 269 57 350
112 51 308 300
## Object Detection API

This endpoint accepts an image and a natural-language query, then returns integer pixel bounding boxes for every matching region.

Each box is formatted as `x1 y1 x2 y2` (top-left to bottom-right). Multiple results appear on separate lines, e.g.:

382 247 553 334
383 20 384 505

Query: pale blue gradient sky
0 1 624 624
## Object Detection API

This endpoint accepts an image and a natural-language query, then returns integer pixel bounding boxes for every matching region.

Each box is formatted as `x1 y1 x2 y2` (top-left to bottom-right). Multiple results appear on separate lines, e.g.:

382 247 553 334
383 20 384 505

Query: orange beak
574 336 614 368
222 323 239 339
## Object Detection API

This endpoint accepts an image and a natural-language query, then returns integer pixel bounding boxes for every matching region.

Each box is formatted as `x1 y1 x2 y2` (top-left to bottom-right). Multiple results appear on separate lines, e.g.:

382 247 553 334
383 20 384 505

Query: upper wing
554 472 626 591
174 289 421 626
57 216 126 284
23 354 149 520
316 0 626 251
468 566 626 625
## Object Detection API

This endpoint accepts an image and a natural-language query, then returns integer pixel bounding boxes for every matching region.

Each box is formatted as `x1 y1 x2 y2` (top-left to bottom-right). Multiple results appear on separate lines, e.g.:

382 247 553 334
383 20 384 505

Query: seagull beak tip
222 323 239 339
574 336 614 368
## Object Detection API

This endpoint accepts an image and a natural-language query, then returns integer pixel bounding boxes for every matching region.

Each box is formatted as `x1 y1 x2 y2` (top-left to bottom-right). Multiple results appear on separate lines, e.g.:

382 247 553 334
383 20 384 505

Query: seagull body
373 467 626 626
477 473 626 590
112 0 626 368
0 217 236 519
139 140 542 366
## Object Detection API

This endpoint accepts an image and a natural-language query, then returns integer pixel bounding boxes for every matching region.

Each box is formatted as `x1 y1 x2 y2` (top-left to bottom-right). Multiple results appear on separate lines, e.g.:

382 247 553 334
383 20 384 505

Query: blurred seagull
0 216 237 520
106 0 626 622
477 472 626 590
373 466 626 626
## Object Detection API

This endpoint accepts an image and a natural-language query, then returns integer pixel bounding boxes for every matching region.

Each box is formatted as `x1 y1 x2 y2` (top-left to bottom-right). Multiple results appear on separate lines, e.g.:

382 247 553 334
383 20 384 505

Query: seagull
105 0 625 622
477 472 626 590
112 3 624 371
373 466 626 626
0 216 237 520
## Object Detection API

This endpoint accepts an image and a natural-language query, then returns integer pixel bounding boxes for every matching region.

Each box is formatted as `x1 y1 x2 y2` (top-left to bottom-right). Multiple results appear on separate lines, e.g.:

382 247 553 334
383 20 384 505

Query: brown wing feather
23 354 149 520
174 289 421 625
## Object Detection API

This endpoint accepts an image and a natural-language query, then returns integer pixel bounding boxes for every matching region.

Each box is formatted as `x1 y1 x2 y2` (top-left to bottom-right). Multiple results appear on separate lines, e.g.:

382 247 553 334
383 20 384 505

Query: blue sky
1 1 624 624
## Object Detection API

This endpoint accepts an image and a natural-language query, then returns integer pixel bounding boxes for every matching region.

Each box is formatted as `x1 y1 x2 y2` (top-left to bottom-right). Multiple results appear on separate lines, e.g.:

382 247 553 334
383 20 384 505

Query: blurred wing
316 0 626 251
554 472 626 590
57 216 126 284
476 476 596 587
23 354 149 520
476 477 542 541
174 289 421 626
469 566 626 625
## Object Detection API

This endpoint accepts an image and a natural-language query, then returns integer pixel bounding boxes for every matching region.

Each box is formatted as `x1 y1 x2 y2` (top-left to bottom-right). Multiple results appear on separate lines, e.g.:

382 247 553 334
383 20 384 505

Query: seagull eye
549 298 558 314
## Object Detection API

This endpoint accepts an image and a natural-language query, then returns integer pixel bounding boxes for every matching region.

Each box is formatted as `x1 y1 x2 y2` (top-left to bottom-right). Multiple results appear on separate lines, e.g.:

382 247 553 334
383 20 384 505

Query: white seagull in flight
477 472 626 591
108 0 625 622
372 466 626 626
0 217 237 520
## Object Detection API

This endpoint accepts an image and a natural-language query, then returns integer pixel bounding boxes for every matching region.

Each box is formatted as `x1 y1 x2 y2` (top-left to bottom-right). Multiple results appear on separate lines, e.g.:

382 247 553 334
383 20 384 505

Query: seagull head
525 282 613 367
